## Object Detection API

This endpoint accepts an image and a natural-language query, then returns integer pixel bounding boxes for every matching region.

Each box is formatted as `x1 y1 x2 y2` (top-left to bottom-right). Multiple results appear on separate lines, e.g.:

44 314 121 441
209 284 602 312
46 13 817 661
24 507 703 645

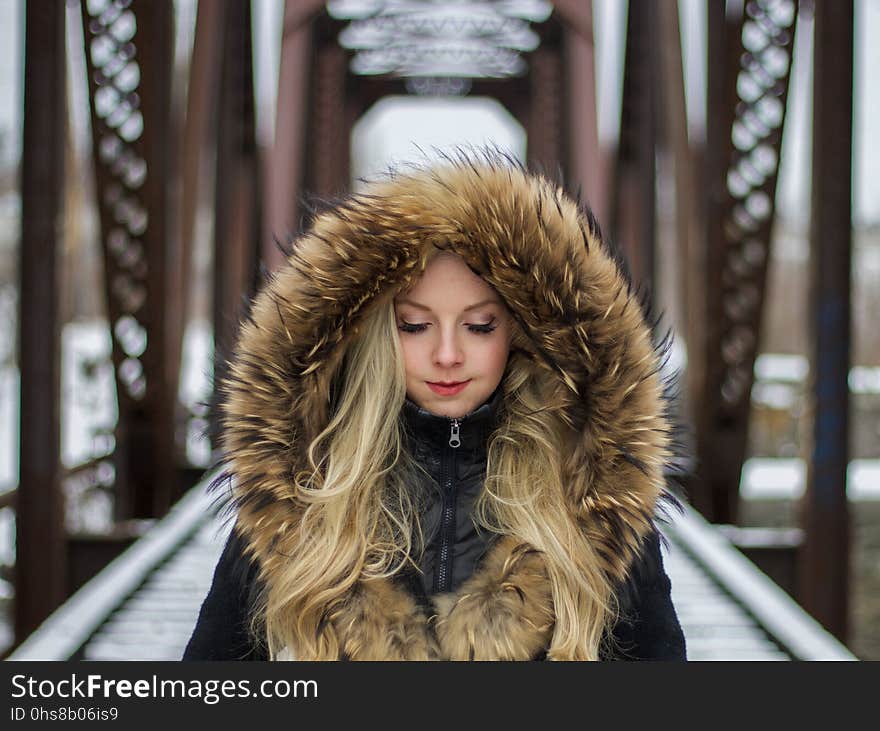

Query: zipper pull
449 419 461 448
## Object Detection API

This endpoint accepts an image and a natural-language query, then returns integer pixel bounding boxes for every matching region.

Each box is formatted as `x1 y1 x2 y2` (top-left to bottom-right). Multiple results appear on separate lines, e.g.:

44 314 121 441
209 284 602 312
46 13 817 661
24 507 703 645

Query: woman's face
394 252 512 418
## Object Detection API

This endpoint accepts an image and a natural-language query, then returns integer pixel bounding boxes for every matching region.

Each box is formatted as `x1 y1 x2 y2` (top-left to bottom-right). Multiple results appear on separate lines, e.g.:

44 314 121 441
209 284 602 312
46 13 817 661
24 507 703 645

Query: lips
426 380 471 396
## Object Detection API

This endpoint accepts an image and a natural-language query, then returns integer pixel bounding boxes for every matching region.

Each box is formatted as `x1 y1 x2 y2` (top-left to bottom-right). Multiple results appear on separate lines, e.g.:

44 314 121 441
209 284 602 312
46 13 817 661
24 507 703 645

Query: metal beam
692 0 740 521
176 0 225 372
799 0 854 643
80 0 177 520
307 25 351 197
612 0 658 293
657 0 700 418
526 44 563 177
16 0 67 644
693 1 798 524
262 0 325 271
214 0 261 358
561 0 608 226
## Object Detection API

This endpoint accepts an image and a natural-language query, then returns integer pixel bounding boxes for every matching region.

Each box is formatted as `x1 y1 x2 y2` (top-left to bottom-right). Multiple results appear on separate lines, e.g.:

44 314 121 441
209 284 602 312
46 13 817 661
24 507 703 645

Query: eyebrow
395 298 501 312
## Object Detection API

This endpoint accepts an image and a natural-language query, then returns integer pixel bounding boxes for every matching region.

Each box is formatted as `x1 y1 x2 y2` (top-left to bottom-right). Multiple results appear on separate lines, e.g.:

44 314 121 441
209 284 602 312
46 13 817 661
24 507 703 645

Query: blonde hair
257 293 618 660
479 346 619 660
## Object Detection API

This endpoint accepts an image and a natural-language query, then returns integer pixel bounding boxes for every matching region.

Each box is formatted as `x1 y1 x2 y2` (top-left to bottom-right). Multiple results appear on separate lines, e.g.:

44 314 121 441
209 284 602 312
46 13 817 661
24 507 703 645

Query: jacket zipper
433 418 461 593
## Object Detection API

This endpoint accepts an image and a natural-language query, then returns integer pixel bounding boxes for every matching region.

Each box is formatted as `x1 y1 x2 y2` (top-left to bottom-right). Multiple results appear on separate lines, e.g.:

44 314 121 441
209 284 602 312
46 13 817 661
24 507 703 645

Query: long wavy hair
255 285 619 661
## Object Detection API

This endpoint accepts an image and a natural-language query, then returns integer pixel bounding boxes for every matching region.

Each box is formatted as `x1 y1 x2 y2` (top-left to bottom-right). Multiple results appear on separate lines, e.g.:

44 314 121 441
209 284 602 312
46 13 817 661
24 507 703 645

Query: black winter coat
184 389 687 661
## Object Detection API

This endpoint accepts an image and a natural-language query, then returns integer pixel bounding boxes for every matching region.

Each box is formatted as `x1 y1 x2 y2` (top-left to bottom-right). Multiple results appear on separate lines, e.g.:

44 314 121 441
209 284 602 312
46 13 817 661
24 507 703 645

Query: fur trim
433 537 554 660
327 577 440 660
216 150 677 660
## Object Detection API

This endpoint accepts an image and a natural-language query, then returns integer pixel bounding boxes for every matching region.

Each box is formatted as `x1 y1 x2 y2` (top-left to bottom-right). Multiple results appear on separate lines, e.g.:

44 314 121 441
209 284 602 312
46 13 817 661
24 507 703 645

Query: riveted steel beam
693 0 798 524
80 0 176 519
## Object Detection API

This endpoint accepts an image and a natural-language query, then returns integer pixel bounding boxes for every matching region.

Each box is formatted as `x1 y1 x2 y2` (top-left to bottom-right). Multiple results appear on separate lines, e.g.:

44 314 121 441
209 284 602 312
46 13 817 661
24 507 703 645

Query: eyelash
398 322 497 335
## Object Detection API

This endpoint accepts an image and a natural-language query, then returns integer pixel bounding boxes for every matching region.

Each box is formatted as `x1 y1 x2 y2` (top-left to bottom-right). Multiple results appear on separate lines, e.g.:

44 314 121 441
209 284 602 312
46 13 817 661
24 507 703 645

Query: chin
410 392 468 418
425 401 462 418
433 395 483 418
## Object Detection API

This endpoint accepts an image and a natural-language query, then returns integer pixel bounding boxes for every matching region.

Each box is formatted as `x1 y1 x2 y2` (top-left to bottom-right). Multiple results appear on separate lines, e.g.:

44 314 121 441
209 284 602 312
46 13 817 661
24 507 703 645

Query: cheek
476 338 510 376
399 338 426 376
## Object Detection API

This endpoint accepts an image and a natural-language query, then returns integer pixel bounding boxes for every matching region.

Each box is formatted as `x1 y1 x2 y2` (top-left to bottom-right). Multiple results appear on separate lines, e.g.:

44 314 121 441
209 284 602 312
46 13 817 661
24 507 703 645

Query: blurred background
0 0 877 660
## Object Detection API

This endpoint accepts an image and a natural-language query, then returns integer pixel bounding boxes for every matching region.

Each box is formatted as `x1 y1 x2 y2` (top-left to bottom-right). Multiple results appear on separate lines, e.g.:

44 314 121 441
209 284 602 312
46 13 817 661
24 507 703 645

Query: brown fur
218 153 674 660
327 579 440 660
433 537 554 660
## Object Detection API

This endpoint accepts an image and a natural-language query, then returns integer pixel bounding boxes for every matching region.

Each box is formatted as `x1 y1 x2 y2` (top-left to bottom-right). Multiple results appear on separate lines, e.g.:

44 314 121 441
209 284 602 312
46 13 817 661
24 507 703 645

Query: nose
432 326 464 369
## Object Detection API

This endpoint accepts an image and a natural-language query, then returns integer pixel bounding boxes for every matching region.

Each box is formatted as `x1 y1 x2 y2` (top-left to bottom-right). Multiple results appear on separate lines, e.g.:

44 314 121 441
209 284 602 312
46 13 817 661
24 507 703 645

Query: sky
0 0 878 223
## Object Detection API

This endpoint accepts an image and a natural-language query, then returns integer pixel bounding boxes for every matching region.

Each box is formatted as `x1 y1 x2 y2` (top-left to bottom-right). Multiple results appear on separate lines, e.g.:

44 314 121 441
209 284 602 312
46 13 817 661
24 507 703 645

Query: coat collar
401 385 504 453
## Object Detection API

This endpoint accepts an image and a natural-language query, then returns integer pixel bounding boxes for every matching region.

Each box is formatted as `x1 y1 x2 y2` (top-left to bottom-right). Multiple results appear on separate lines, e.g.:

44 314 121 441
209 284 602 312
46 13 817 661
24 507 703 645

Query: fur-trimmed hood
216 152 677 660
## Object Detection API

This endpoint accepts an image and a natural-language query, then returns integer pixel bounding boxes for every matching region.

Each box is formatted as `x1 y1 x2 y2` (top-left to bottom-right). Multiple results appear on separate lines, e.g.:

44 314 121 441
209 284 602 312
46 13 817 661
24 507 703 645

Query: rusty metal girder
307 27 352 198
262 0 326 271
694 0 798 523
561 0 607 229
526 45 563 177
80 0 177 519
213 0 262 360
15 0 68 645
656 0 700 404
612 0 659 295
800 0 853 643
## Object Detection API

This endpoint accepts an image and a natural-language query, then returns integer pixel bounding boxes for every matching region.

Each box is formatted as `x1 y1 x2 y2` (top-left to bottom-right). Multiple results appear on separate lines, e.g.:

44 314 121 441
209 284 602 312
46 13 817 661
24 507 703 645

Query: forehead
398 252 500 306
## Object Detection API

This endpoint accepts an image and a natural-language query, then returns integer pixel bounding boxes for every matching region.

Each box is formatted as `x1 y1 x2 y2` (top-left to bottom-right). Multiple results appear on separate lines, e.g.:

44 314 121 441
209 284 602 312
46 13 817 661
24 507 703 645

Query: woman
184 152 687 661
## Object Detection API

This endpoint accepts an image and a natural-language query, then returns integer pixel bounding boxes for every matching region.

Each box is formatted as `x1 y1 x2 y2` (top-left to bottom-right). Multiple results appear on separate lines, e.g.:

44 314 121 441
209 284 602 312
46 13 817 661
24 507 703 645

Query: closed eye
467 323 497 334
397 321 498 334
